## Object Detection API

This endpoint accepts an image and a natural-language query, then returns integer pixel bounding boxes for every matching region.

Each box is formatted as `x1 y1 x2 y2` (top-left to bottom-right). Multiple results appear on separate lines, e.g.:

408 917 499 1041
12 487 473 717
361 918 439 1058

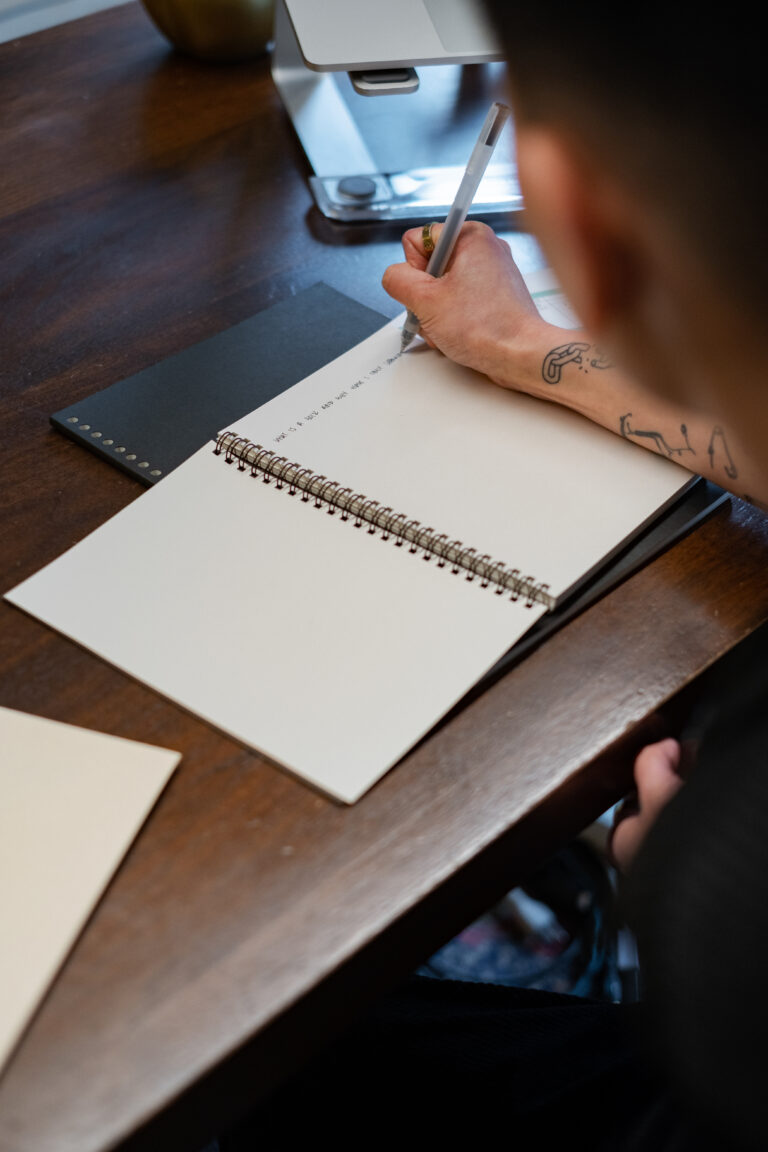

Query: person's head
483 5 767 457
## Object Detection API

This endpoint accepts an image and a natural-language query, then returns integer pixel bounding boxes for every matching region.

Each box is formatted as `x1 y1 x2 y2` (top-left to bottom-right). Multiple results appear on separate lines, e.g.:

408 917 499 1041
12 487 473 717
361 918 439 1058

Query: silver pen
400 100 511 351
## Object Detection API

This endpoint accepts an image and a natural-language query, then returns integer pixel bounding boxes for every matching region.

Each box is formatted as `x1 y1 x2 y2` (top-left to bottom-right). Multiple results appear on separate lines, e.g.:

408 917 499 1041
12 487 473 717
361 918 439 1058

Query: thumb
382 260 433 311
633 738 684 817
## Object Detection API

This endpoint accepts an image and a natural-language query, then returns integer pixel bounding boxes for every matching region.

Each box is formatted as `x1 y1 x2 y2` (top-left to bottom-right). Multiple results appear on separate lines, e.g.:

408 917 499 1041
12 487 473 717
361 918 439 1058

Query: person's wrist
482 317 564 397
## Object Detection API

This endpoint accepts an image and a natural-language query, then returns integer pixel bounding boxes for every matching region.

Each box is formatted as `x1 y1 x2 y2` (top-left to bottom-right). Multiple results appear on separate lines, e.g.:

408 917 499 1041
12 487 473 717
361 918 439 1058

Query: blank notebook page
6 292 692 804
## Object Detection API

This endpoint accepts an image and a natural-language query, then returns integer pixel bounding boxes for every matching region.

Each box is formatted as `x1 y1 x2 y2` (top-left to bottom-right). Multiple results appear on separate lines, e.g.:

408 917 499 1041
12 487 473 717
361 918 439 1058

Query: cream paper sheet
0 706 180 1072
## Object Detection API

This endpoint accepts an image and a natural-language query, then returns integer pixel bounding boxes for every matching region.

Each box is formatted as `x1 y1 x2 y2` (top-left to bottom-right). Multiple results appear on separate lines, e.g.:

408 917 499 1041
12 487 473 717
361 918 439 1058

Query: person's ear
515 125 644 338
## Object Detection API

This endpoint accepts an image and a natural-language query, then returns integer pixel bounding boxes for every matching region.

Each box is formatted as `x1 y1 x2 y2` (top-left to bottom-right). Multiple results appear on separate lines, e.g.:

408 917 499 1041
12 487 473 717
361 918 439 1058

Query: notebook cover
51 283 388 485
467 480 728 704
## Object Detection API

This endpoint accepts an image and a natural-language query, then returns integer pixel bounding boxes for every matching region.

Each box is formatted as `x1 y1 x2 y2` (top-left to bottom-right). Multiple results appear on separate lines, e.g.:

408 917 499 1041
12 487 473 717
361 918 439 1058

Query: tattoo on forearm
541 342 612 386
619 416 746 484
590 347 612 371
619 413 695 458
707 426 738 479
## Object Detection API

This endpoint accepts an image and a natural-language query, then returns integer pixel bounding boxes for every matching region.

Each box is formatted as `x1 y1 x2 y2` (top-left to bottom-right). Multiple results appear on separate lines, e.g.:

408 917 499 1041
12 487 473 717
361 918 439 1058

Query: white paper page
7 447 545 803
228 317 691 603
4 272 689 805
0 707 180 1073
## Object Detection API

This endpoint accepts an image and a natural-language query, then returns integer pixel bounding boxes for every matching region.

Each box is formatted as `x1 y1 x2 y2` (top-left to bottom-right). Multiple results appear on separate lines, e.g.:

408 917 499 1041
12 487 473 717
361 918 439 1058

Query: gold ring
422 222 438 254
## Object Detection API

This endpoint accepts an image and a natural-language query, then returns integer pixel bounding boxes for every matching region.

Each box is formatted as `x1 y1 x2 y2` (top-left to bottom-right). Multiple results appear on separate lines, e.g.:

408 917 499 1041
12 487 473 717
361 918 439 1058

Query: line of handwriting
271 352 401 445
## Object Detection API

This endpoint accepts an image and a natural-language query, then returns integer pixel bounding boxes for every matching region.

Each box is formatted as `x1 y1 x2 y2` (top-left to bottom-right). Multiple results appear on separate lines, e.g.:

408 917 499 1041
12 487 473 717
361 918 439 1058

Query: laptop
283 0 502 70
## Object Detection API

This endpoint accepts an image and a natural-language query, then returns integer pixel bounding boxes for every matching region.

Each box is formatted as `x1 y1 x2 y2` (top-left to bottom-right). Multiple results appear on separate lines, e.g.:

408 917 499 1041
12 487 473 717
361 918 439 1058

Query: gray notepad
51 283 388 485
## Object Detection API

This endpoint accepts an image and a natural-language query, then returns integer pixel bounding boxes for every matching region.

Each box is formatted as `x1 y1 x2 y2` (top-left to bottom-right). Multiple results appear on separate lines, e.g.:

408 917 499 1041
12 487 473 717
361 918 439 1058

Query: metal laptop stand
270 0 523 223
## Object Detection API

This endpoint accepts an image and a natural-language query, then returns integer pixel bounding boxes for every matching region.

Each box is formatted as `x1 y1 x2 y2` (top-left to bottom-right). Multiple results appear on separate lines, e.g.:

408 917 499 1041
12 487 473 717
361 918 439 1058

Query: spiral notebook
7 297 694 803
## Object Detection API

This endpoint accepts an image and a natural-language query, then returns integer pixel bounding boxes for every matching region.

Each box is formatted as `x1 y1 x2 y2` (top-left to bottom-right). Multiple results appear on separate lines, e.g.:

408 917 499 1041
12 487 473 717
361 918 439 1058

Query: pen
400 100 511 351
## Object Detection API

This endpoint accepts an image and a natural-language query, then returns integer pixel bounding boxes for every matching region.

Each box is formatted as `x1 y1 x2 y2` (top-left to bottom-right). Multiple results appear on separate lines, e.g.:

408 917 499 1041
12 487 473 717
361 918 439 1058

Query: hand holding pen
398 101 511 351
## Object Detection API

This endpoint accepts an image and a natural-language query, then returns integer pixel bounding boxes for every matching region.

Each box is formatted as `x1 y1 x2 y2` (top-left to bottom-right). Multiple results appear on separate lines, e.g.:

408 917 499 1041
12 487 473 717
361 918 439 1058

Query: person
383 220 767 509
222 9 767 1150
377 6 767 1150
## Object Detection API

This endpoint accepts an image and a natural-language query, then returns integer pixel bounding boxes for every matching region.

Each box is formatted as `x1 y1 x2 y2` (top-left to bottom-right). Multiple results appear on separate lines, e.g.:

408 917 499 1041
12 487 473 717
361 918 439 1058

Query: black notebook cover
51 283 389 485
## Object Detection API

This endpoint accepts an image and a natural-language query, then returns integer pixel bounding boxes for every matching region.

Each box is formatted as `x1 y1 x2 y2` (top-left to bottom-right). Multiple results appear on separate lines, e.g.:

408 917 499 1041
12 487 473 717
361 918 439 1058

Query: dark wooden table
2 6 768 1150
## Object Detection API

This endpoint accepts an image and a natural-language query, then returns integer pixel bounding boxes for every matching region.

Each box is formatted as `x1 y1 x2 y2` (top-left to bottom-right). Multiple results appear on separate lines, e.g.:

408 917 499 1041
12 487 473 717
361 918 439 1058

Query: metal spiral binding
214 431 554 610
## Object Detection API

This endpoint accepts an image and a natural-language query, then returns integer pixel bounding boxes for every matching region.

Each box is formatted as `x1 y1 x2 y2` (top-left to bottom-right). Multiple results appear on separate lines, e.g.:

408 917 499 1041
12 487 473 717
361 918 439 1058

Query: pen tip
400 330 414 352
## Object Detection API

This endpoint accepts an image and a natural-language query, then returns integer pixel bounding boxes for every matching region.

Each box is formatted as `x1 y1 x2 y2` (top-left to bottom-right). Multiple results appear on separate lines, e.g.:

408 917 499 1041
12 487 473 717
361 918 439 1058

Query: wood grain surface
1 6 767 1151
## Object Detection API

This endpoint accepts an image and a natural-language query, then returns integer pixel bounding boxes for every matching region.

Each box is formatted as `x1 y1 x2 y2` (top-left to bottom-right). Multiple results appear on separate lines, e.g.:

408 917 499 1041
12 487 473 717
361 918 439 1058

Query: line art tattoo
590 347 613 371
707 426 738 479
619 413 695 458
541 342 612 386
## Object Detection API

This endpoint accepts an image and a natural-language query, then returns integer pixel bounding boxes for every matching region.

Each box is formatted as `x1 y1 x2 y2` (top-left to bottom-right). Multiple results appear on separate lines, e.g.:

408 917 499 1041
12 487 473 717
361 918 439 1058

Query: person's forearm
381 223 767 505
491 322 768 508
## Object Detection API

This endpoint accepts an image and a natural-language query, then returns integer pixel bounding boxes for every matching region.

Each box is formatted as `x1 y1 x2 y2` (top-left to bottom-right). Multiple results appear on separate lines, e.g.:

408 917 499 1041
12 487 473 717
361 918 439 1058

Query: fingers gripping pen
400 101 511 351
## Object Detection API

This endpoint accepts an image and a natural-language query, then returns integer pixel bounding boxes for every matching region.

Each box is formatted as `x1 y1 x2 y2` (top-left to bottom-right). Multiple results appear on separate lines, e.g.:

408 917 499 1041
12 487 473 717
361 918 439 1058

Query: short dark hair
484 5 766 320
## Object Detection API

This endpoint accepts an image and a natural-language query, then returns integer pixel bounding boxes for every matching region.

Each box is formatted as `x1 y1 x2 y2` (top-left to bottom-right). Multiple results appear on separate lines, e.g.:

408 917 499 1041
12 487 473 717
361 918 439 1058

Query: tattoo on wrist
707 426 738 479
619 413 695 458
619 416 743 483
542 342 612 386
590 347 612 371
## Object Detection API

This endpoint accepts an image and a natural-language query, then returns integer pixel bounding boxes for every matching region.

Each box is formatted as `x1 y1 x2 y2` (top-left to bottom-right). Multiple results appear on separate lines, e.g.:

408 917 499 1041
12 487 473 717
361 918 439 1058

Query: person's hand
610 738 686 872
382 221 555 389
